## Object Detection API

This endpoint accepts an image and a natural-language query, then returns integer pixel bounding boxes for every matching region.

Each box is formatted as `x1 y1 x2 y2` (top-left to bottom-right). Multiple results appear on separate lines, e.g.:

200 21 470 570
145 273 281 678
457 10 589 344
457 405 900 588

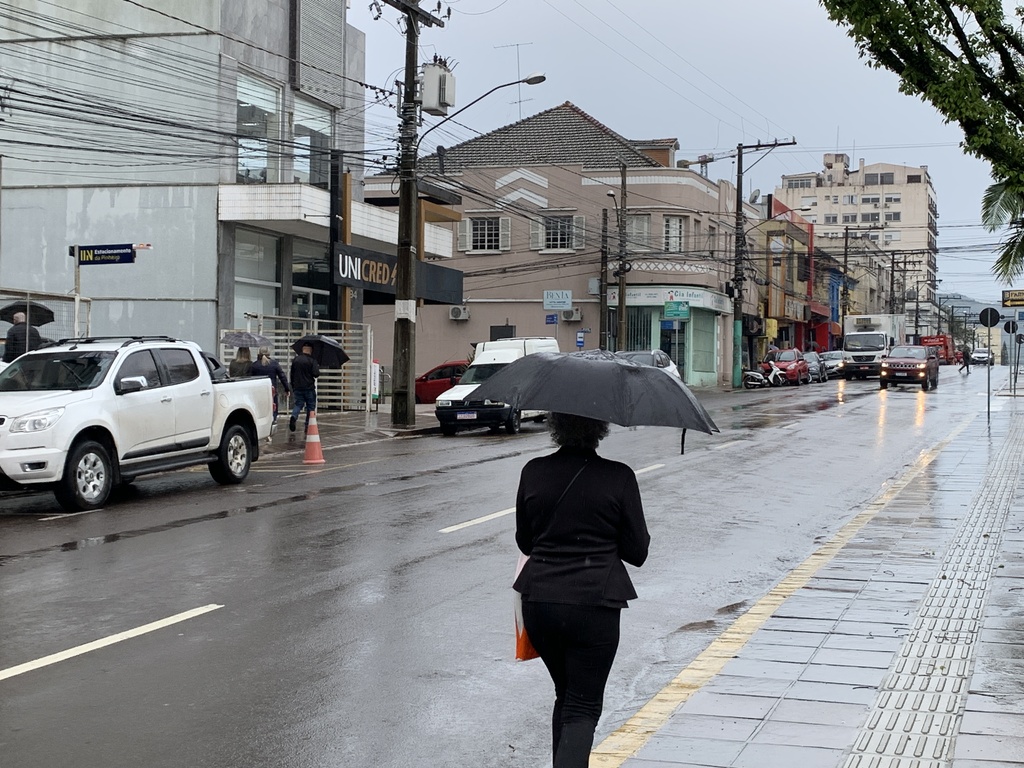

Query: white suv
970 348 995 366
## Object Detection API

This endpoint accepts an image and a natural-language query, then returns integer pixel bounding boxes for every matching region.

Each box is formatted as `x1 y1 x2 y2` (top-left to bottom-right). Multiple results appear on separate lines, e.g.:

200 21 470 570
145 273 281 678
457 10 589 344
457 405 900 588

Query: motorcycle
743 360 787 389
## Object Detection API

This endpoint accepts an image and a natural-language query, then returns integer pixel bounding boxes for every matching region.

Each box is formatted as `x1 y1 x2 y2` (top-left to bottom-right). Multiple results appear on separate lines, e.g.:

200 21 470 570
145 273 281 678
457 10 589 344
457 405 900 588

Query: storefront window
294 95 332 187
292 239 330 291
234 229 281 328
691 311 716 372
237 74 281 184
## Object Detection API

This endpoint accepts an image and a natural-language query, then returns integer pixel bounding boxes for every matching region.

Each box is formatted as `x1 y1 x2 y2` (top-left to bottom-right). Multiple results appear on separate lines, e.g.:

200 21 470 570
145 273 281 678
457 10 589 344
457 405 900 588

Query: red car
415 360 468 404
763 348 810 385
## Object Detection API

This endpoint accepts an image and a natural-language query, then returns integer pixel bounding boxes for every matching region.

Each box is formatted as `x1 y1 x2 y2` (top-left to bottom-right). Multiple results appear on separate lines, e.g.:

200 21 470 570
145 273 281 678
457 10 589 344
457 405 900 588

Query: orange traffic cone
302 411 326 465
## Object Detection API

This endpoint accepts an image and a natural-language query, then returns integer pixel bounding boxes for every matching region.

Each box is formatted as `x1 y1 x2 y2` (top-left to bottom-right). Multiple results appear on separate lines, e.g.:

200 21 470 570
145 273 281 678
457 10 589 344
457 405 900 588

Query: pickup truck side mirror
116 376 148 394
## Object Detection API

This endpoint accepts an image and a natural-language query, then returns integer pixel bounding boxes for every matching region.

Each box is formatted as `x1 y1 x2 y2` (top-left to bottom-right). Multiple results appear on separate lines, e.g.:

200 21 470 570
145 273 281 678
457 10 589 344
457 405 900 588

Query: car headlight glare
10 407 65 433
436 399 451 408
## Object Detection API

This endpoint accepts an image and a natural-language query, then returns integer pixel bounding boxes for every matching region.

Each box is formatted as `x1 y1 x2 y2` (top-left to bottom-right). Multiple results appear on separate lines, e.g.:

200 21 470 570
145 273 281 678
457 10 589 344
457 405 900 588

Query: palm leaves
982 180 1024 283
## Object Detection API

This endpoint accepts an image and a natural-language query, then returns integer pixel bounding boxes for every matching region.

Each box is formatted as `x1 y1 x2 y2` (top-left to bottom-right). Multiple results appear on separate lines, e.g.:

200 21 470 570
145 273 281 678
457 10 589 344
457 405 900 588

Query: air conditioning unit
448 306 470 321
873 203 879 208
561 307 582 322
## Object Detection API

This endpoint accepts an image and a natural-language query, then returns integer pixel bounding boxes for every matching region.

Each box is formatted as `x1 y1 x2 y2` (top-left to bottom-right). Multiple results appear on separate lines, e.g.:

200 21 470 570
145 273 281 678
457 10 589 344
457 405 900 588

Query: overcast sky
353 0 1008 305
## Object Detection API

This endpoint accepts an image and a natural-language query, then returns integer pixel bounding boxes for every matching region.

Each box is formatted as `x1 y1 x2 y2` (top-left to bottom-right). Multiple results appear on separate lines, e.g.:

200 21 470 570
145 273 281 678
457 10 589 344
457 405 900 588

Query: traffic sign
1005 320 1019 334
545 313 558 325
71 243 136 265
576 331 585 348
979 307 1001 327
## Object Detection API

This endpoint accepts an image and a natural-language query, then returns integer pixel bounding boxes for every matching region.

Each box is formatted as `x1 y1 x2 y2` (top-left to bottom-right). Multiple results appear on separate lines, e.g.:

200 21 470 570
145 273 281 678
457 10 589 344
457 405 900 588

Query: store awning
829 321 842 335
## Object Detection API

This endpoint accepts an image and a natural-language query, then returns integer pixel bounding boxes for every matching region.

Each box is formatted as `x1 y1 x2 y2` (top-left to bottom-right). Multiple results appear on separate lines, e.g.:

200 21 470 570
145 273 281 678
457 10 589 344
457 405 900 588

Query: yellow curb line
588 416 973 767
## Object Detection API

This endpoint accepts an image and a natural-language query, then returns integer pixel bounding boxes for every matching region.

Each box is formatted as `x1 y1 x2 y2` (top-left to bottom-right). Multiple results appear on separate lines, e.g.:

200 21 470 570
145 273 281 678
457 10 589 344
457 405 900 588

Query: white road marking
38 510 98 521
709 440 745 451
440 464 665 532
0 604 223 682
440 508 515 533
635 464 664 474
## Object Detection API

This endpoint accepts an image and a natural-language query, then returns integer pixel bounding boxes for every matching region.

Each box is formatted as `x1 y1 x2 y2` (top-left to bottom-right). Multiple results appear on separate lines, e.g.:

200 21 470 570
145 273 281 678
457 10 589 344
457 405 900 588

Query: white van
435 337 559 435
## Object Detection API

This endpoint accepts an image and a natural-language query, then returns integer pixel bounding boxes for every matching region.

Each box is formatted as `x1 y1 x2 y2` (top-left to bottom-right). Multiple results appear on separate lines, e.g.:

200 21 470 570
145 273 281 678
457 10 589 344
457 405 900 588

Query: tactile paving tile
842 413 1024 767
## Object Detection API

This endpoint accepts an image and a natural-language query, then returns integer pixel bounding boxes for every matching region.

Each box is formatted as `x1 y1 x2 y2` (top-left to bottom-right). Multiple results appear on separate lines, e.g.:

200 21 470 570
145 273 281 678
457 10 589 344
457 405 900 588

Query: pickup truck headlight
9 407 65 433
436 399 451 408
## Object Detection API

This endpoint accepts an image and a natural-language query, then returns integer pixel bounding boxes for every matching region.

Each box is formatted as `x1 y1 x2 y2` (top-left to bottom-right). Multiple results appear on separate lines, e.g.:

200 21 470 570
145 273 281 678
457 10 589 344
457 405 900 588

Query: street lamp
390 72 546 429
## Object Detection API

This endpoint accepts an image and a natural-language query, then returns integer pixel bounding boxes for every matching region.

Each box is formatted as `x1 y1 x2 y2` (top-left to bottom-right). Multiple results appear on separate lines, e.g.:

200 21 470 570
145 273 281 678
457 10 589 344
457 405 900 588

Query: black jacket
251 357 289 392
289 353 320 390
3 323 43 363
514 447 649 608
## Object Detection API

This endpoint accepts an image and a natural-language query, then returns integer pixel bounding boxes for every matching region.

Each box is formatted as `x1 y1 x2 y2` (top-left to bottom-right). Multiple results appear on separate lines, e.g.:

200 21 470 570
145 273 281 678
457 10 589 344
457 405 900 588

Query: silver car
820 350 844 375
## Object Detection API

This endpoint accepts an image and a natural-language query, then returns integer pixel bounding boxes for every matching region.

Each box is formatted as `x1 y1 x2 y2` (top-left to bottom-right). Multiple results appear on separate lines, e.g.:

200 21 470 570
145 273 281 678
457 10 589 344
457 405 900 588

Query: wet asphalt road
0 366 1009 767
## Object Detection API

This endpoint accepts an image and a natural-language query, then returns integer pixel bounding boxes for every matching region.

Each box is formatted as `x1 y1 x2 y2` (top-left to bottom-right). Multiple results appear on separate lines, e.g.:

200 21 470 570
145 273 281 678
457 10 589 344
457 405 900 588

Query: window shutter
530 219 543 250
572 215 585 249
457 219 470 251
499 217 511 251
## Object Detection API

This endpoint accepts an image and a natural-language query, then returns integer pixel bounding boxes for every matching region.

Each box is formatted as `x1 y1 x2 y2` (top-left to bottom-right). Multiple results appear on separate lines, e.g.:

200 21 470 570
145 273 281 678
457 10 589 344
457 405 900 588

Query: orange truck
920 334 956 364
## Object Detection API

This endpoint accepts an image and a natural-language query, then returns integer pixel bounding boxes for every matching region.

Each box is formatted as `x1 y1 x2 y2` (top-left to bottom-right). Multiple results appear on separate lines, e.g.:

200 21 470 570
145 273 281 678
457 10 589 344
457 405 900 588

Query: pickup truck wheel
55 440 113 512
505 409 522 434
210 424 252 484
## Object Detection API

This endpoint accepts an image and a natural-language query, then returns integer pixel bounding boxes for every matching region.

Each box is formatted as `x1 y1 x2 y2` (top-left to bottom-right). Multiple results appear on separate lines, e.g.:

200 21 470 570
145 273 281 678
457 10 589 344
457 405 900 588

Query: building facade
775 153 939 340
365 102 747 387
0 0 446 353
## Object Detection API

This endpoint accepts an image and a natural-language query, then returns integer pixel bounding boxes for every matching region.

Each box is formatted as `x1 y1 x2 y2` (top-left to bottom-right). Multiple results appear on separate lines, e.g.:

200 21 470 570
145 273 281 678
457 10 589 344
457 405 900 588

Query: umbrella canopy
221 330 270 348
469 349 719 433
0 301 55 326
292 334 350 368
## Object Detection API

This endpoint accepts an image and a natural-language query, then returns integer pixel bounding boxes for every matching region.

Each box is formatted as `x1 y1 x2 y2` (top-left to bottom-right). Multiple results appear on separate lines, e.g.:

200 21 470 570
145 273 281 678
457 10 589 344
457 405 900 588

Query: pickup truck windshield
844 333 886 352
458 363 507 386
0 351 117 392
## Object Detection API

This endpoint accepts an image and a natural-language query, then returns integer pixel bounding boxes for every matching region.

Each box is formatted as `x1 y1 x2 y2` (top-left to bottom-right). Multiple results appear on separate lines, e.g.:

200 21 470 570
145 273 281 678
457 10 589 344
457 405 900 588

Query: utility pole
616 162 628 350
732 139 796 387
382 0 445 429
599 208 609 350
841 226 850 331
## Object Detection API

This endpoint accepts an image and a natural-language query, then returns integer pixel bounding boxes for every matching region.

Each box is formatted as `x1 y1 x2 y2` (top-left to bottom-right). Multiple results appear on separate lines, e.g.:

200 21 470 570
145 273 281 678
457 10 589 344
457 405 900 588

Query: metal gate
219 314 373 412
0 289 92 354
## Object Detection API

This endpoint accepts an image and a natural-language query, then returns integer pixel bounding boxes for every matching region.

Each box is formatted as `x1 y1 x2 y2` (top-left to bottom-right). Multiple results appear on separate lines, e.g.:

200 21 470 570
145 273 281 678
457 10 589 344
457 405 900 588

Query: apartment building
364 102 744 387
775 153 939 339
0 0 438 352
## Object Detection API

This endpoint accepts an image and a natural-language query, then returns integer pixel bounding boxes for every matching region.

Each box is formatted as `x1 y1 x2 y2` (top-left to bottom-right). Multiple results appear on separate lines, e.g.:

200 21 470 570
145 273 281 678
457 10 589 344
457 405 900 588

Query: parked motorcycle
744 360 787 389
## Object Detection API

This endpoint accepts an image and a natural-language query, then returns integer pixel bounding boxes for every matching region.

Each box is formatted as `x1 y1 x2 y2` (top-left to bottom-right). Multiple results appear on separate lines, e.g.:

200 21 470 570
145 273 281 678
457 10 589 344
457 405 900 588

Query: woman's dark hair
548 412 609 450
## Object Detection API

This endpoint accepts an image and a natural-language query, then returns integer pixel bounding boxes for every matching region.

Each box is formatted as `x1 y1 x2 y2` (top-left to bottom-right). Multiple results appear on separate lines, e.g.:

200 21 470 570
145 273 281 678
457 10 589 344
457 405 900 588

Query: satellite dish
748 188 761 204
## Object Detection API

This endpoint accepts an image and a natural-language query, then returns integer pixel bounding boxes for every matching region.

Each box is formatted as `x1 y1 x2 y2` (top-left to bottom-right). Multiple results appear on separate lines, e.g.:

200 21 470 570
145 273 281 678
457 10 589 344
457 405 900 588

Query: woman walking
251 346 290 424
514 412 650 768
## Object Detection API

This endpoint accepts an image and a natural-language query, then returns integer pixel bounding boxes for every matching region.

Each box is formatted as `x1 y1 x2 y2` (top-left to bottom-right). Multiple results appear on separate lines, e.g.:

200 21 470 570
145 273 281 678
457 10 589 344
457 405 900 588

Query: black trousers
522 601 621 768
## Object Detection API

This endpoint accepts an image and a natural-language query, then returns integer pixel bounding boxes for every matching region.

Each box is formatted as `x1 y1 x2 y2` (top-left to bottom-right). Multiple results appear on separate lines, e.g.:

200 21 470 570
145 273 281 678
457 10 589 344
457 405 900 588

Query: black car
803 351 828 383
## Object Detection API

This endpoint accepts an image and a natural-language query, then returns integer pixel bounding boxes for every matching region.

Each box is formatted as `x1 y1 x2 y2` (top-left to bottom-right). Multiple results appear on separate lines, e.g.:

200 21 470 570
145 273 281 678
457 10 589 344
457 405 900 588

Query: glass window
861 212 880 222
884 231 902 242
664 216 685 252
864 173 879 185
880 172 894 184
117 350 161 389
907 174 922 183
544 215 574 250
160 348 200 385
885 211 901 222
843 195 857 205
292 238 330 291
824 214 838 224
800 196 817 207
237 73 281 184
294 95 332 187
885 193 901 203
472 217 501 250
691 311 716 372
862 195 880 204
842 213 857 223
626 214 650 252
234 228 281 328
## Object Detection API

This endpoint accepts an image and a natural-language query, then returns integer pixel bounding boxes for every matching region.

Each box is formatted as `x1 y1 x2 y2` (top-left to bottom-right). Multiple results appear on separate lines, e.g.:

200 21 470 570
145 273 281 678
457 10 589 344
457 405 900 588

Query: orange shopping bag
514 553 539 661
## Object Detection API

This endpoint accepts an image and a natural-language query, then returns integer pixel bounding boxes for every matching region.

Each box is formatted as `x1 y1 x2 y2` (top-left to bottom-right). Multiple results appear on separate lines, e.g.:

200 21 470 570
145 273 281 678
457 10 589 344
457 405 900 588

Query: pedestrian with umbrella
472 350 717 768
251 346 290 426
288 341 320 434
3 311 43 364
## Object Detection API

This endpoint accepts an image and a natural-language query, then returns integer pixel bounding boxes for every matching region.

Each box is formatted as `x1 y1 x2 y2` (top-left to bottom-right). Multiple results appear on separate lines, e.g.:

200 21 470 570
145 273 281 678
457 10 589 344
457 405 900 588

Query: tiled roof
419 101 662 172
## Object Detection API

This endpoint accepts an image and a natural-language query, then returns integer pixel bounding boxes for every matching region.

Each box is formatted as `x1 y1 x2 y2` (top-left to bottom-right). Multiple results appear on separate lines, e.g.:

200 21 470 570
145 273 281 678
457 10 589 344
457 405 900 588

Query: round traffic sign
979 307 1001 327
1005 320 1019 334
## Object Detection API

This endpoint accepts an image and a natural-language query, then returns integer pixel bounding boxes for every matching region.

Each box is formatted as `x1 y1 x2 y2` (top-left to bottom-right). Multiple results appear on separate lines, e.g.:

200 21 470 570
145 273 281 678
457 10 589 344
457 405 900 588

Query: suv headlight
10 407 65 433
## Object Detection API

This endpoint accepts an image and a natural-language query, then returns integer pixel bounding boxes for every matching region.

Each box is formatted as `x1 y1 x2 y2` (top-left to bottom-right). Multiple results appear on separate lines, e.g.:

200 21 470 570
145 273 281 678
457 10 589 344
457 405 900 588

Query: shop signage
71 243 136 265
663 300 690 320
543 290 572 310
334 244 462 305
1002 289 1024 307
607 286 729 313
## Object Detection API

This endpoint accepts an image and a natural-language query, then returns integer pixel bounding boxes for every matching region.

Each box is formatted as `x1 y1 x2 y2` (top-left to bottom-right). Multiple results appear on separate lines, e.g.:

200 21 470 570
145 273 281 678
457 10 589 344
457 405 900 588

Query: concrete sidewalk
594 403 1024 767
262 402 440 455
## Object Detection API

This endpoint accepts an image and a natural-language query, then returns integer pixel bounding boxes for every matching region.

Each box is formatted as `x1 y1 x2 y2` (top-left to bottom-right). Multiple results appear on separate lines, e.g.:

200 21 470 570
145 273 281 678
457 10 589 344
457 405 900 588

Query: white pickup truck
0 336 275 511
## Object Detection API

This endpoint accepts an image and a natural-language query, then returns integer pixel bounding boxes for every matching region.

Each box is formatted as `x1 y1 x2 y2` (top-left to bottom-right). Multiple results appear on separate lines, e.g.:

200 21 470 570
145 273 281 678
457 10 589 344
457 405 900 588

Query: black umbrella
292 334 350 368
221 330 270 348
0 301 54 327
468 349 719 434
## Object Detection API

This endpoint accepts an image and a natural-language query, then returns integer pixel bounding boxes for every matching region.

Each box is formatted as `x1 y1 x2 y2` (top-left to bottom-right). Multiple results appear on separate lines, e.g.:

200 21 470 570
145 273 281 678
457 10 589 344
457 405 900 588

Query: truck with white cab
840 314 907 379
0 336 275 511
